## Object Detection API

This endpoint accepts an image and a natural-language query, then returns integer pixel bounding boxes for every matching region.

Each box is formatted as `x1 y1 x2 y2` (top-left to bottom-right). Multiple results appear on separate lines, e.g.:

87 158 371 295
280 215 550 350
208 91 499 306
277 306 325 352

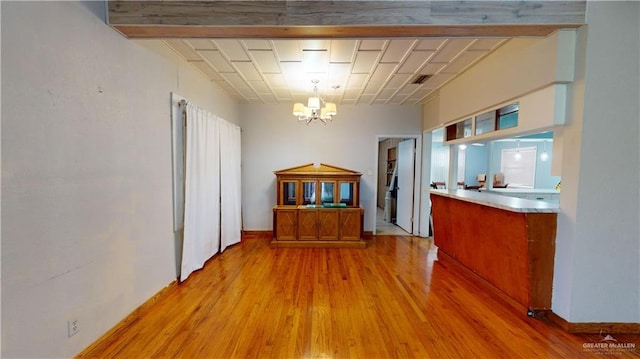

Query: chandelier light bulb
291 80 338 125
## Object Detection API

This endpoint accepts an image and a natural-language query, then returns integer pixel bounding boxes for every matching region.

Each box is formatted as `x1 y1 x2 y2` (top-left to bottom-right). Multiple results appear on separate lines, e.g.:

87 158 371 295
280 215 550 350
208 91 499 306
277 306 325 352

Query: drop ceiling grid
163 37 508 106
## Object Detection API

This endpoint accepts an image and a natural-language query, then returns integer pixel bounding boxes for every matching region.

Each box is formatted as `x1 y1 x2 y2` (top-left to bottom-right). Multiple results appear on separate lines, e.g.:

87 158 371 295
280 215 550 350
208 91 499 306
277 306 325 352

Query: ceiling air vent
411 74 431 84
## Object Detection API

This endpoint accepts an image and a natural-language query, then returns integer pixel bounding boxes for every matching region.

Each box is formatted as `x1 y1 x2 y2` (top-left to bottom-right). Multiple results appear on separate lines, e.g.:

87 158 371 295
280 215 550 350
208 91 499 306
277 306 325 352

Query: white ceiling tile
421 62 447 75
388 95 407 104
386 74 412 88
235 86 258 99
343 88 361 100
397 51 434 74
263 73 288 88
288 76 329 94
272 88 292 97
299 74 328 90
259 94 278 103
359 94 375 103
249 50 281 73
336 97 357 105
164 40 201 61
369 63 397 83
407 90 427 100
440 52 484 74
169 36 507 106
346 74 368 88
221 72 249 88
468 39 506 51
396 84 420 95
199 50 235 73
359 40 387 50
408 88 434 101
352 51 380 73
248 80 270 94
381 40 416 63
363 81 383 95
328 63 351 83
272 41 302 62
185 39 216 50
214 80 241 95
423 73 456 89
372 98 388 104
280 62 304 89
189 61 222 80
242 39 272 50
326 92 343 103
330 40 358 63
415 39 447 51
279 61 303 75
302 50 329 73
213 39 249 61
302 39 330 50
377 88 397 100
291 94 309 103
431 39 475 63
233 62 262 81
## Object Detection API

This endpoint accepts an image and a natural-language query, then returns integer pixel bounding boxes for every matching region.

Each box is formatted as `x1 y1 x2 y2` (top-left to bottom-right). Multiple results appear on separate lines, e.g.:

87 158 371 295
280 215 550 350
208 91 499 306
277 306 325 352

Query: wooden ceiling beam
109 25 580 39
107 1 585 39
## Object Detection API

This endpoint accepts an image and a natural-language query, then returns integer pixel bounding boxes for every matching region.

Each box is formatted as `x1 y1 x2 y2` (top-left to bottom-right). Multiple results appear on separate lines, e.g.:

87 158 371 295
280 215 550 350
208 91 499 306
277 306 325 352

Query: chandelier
292 80 338 125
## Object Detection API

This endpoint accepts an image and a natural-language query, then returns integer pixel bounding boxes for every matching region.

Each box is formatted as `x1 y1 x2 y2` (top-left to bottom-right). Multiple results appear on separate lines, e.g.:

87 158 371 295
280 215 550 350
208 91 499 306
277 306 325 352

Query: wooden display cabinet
272 163 365 248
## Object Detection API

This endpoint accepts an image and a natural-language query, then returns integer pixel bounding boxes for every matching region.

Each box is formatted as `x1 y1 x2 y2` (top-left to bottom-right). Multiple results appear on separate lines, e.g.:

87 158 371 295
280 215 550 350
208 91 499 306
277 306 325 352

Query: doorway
375 136 420 236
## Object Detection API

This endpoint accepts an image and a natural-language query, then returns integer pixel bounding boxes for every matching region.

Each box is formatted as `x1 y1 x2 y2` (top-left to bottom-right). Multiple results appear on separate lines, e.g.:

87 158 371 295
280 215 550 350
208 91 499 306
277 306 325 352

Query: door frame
373 134 422 236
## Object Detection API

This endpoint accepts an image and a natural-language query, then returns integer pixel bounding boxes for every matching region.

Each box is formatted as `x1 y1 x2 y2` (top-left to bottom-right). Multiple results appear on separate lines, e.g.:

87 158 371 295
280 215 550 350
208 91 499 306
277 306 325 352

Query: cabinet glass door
320 182 335 204
339 182 354 206
302 181 316 205
282 181 297 205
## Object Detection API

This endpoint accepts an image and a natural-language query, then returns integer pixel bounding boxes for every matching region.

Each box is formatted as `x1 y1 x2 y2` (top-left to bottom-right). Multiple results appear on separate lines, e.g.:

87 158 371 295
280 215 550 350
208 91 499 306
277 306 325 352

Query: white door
397 139 415 233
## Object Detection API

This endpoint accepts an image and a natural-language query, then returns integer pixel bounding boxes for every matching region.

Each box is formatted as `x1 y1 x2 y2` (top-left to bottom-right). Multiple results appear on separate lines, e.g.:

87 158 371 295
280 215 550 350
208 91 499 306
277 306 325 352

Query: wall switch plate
68 319 79 337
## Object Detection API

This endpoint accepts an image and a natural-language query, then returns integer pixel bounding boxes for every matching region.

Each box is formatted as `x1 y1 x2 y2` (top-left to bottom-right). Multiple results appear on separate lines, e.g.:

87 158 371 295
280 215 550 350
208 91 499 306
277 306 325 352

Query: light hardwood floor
79 234 639 358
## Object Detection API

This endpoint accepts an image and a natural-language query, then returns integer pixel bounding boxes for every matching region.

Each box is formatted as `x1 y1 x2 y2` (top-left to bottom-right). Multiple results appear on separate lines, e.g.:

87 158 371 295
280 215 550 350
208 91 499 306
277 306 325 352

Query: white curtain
181 104 221 282
219 121 242 252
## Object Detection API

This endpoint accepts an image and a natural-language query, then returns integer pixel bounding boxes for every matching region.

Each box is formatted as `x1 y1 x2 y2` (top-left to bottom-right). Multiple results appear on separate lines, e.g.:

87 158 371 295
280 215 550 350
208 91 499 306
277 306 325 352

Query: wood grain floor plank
78 234 639 358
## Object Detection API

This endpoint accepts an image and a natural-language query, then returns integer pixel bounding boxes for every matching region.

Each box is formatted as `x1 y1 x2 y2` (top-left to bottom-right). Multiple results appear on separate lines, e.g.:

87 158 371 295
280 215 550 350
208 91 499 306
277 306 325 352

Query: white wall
422 94 441 131
1 2 238 357
555 1 640 323
240 103 422 232
438 31 575 125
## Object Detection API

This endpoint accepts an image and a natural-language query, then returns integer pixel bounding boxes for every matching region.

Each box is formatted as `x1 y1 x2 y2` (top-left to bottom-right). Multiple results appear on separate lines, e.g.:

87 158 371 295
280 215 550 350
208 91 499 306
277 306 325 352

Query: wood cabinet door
280 181 298 205
318 210 339 241
298 210 318 240
275 209 297 241
340 209 362 241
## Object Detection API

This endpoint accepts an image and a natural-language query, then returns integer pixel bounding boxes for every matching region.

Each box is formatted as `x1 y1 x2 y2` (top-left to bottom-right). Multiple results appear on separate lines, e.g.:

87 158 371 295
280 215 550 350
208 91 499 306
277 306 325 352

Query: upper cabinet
274 163 362 207
446 102 520 143
443 84 568 146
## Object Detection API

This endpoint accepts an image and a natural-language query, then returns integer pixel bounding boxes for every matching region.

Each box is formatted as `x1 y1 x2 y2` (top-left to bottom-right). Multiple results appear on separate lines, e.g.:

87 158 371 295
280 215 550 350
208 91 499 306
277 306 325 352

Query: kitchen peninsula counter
431 189 559 213
430 189 558 315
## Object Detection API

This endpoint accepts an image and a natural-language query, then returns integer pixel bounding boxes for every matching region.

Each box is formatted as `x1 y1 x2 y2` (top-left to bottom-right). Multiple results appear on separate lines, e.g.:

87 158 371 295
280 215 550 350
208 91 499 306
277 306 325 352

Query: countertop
479 188 560 194
430 189 559 213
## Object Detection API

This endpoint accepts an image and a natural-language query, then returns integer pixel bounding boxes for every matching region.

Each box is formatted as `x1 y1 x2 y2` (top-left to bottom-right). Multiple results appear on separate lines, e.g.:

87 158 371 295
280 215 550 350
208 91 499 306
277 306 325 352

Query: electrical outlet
68 319 79 337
